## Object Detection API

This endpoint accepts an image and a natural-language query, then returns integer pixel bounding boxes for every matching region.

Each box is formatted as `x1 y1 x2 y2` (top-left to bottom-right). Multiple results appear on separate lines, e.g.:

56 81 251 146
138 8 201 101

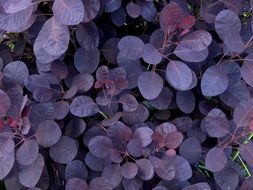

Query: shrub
0 0 253 189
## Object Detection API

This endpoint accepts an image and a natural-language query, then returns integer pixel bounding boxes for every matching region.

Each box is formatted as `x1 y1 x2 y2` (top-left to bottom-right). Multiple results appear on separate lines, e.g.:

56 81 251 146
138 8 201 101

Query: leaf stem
238 155 251 177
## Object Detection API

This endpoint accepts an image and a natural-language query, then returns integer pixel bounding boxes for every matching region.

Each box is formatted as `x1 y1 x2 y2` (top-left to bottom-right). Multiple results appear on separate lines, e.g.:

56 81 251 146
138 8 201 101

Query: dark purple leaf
150 87 173 110
89 177 114 190
122 104 149 125
127 138 143 157
182 183 211 190
84 152 111 172
49 136 78 164
74 48 100 73
213 165 239 190
0 147 14 180
205 147 227 172
66 178 88 190
179 137 202 164
0 89 10 117
16 140 39 166
53 101 69 120
176 90 195 114
241 53 253 88
70 96 99 117
18 154 44 188
205 108 229 137
119 94 138 112
122 177 143 190
32 88 53 103
164 131 184 149
35 120 62 148
72 73 94 92
133 127 153 147
65 160 88 180
233 98 253 127
0 137 14 158
88 136 113 158
136 158 154 180
3 61 29 86
159 2 183 33
111 6 126 27
139 1 157 22
24 74 50 92
121 162 138 179
51 60 68 80
102 164 122 188
239 141 253 167
65 118 86 138
76 22 99 50
154 159 176 181
104 0 122 13
102 38 119 64
82 0 100 23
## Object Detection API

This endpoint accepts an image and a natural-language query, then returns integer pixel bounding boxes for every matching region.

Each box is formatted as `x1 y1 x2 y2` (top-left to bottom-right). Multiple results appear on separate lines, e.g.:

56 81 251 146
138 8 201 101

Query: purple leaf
201 65 229 96
3 61 29 87
136 158 154 180
49 136 78 164
205 147 227 172
35 120 62 148
122 104 149 125
176 90 195 114
0 89 10 117
233 98 253 127
121 162 138 179
16 140 39 166
215 10 241 39
74 48 100 73
166 61 193 91
66 178 88 190
65 160 88 180
2 0 31 13
53 0 84 25
126 2 141 18
82 0 100 23
179 137 202 164
88 136 113 158
133 127 153 147
0 5 33 32
138 71 163 100
70 96 99 117
118 36 144 60
18 154 44 188
102 164 122 188
34 17 70 63
205 108 229 137
239 141 253 167
159 2 183 33
142 44 162 65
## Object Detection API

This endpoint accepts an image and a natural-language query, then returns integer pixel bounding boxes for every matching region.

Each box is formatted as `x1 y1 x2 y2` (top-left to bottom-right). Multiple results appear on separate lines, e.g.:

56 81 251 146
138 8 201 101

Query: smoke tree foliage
1 0 253 189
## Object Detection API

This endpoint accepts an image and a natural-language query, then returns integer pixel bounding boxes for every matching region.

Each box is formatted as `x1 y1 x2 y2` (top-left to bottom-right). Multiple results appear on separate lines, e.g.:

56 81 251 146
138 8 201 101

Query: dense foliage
1 0 253 189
